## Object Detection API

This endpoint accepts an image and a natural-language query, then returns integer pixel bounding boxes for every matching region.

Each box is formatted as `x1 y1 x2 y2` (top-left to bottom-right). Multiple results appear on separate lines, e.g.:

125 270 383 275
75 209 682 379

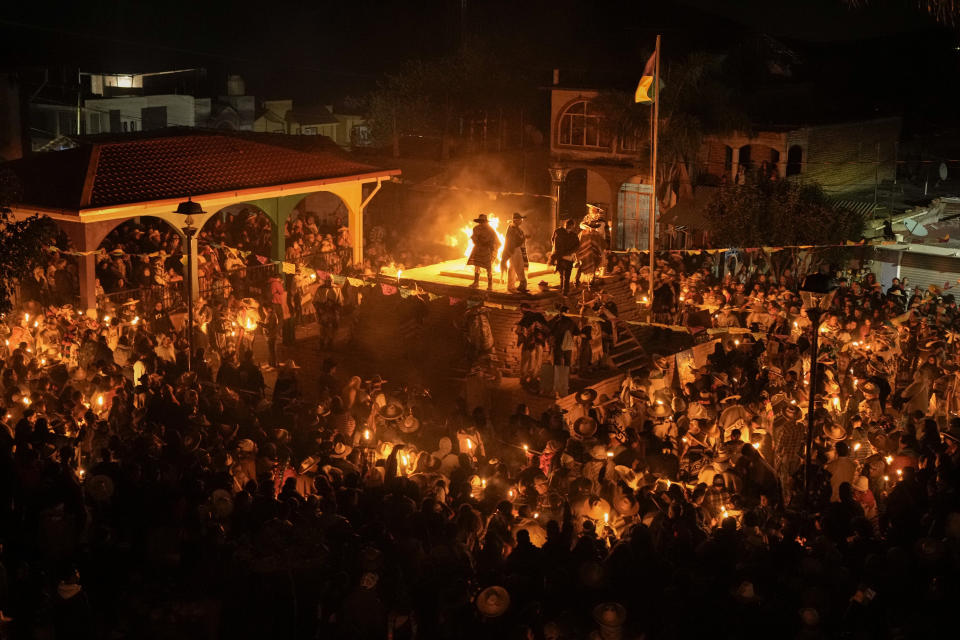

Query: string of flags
611 239 887 257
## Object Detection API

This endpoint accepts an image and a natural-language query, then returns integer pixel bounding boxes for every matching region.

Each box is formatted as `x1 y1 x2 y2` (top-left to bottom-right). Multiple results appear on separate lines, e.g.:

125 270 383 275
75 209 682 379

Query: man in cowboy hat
550 218 579 295
501 212 529 294
468 213 501 290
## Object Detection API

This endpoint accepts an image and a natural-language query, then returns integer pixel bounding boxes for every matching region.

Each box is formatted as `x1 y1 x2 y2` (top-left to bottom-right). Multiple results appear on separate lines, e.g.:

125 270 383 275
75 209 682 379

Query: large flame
461 215 506 264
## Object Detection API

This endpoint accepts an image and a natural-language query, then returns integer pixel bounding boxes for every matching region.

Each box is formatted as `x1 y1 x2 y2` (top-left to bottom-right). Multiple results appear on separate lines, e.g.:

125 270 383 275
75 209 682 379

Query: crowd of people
4 230 960 639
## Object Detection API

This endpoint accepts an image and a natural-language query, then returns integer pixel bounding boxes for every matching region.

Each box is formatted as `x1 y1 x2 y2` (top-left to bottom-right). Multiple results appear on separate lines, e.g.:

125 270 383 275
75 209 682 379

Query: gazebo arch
3 130 398 311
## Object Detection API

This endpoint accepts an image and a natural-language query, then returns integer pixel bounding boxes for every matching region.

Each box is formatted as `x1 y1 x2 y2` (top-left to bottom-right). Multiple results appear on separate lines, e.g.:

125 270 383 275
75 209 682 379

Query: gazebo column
185 232 200 302
78 252 98 313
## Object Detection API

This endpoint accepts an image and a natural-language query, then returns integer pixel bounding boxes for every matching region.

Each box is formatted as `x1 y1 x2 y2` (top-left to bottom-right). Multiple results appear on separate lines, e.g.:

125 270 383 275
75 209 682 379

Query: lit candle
364 429 371 441
885 455 893 465
533 512 540 519
21 396 30 406
606 451 614 458
508 489 514 498
103 315 110 323
132 316 139 325
522 444 529 452
853 443 861 452
752 442 760 449
603 512 609 524
23 313 29 322
466 439 473 450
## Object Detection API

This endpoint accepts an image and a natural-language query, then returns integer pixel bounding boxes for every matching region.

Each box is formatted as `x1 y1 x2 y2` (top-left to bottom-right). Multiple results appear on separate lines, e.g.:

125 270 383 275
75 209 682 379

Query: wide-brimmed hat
377 402 405 421
734 581 760 604
241 297 259 308
612 492 639 517
86 474 115 502
650 402 672 418
236 438 257 454
614 465 643 490
576 388 598 404
331 441 352 457
852 475 869 493
475 586 510 618
860 381 880 398
511 212 526 221
298 455 321 474
399 414 421 434
210 488 234 518
822 424 847 441
593 602 627 629
572 416 598 439
473 213 490 224
783 404 801 420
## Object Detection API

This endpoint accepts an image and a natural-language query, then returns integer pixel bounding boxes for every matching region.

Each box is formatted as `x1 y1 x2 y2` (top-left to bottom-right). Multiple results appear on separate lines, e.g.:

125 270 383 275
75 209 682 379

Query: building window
88 113 101 135
724 146 733 173
620 134 639 152
786 145 803 176
557 100 611 149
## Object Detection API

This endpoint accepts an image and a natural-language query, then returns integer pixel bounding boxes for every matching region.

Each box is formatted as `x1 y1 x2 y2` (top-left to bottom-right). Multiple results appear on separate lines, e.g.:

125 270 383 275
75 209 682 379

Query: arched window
786 145 803 176
557 101 612 149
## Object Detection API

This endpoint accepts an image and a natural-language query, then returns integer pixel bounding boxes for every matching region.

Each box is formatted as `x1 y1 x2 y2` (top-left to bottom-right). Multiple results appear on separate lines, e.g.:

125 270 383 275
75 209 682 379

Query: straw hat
614 465 643 490
377 403 405 421
733 581 760 604
399 414 421 434
822 423 847 442
576 388 598 404
236 439 257 454
210 488 234 518
298 456 321 475
475 586 510 618
612 491 639 517
85 474 115 502
593 602 627 629
572 416 598 439
650 402 672 418
331 441 352 457
860 381 880 398
783 404 801 421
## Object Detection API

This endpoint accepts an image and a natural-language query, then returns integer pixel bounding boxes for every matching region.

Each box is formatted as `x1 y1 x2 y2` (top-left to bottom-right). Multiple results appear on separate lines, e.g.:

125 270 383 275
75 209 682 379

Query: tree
593 52 751 205
365 46 531 159
845 0 960 25
0 169 59 313
707 177 866 282
709 178 864 249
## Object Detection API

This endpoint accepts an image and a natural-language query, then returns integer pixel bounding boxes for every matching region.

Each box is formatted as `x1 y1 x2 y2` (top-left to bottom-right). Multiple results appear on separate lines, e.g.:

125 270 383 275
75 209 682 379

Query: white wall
84 94 197 132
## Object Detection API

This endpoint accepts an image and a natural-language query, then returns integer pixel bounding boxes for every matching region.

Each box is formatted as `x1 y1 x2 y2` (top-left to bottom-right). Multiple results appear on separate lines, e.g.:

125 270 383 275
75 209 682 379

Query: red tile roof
3 129 398 212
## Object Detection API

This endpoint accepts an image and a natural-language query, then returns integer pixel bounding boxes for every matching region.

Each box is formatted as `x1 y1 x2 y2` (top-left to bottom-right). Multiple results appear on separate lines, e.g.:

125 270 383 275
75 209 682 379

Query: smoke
374 151 554 266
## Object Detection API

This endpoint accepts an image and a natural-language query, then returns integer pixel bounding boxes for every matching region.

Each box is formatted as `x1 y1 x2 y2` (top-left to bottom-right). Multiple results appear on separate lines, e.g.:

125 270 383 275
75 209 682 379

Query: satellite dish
940 162 949 181
903 219 928 237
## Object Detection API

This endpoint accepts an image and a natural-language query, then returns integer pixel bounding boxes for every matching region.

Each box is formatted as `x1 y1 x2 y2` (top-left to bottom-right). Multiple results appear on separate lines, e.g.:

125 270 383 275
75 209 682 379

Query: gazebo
2 128 399 311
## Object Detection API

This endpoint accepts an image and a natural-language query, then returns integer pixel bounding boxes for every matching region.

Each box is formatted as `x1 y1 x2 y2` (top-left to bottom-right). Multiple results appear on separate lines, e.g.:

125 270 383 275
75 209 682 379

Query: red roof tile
3 129 398 212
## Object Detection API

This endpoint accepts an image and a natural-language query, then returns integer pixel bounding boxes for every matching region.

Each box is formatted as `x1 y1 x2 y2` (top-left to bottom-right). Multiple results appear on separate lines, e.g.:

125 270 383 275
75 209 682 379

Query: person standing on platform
502 212 529 294
468 214 501 291
550 219 579 296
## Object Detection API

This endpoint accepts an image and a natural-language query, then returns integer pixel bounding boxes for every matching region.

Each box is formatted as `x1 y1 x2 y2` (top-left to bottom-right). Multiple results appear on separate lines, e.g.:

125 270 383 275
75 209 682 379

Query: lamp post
548 166 565 230
174 198 205 371
798 272 837 505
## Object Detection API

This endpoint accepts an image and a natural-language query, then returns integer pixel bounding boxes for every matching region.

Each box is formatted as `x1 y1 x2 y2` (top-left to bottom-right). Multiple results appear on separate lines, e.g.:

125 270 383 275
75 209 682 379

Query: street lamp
548 166 565 229
174 197 205 371
798 270 837 505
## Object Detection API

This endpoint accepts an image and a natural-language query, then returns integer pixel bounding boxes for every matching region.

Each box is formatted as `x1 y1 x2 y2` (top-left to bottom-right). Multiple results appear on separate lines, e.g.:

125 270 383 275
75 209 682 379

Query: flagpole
647 34 660 318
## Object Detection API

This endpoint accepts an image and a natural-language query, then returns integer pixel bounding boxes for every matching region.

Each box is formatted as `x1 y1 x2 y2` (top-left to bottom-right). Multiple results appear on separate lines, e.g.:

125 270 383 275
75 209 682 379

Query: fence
296 248 353 274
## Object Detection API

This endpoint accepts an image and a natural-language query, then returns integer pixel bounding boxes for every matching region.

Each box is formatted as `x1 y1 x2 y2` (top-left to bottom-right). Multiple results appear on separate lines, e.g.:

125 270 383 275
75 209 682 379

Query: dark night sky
0 0 957 125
